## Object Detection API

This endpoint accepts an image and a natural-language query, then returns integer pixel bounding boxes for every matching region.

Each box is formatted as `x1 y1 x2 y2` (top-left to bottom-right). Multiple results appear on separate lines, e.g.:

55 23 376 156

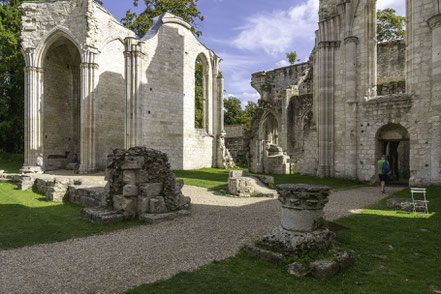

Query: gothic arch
35 27 83 68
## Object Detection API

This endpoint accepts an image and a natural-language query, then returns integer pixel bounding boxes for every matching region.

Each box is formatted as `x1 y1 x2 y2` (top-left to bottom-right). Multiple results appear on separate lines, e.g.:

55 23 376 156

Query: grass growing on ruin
173 168 360 191
0 182 144 250
0 152 23 173
127 187 441 294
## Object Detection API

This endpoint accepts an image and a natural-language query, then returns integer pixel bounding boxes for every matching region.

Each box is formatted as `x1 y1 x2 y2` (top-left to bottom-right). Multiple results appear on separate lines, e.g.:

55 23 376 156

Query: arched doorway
262 113 279 145
376 123 410 182
42 36 81 170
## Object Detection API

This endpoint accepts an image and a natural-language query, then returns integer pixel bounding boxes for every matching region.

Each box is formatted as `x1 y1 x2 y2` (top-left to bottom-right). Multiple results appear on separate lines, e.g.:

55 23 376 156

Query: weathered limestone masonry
82 147 191 224
245 184 355 279
0 172 107 207
20 0 227 174
227 170 277 198
251 0 441 185
250 62 313 175
224 125 247 165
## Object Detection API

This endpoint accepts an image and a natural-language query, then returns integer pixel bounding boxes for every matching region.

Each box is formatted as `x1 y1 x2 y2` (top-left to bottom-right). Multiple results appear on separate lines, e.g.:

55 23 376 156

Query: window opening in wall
195 56 204 128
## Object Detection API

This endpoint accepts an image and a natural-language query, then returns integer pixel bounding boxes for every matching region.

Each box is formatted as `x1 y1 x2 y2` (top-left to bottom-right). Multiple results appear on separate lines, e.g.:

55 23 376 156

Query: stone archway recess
375 123 410 182
42 36 81 170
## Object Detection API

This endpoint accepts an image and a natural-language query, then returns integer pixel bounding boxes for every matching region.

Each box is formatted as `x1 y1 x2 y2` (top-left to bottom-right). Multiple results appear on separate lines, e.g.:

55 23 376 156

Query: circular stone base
258 226 336 257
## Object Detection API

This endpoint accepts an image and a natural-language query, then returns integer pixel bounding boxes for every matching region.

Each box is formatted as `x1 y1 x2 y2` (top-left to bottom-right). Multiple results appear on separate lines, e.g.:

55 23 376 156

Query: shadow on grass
126 188 441 294
0 183 144 250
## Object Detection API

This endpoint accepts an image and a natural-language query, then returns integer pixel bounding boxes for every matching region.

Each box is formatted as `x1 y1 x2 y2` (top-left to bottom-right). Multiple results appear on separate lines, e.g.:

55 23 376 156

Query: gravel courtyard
0 185 403 294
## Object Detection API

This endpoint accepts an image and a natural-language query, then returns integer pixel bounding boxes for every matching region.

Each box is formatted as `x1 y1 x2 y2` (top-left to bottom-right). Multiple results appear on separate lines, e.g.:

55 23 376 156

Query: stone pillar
317 41 340 178
124 38 144 149
429 14 441 184
277 184 330 232
21 61 44 173
79 49 98 173
344 36 359 180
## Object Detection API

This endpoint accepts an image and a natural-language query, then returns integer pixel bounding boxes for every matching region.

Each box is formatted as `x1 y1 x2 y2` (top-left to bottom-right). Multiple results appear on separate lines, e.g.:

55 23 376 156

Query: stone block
387 198 426 212
139 183 162 198
335 251 356 270
243 243 285 264
175 179 184 190
18 176 35 190
123 170 136 184
149 196 167 214
122 197 137 218
136 170 149 184
81 207 124 224
288 262 310 277
229 170 249 178
113 195 124 211
123 184 138 197
310 260 339 280
253 175 274 188
121 156 144 170
137 196 150 214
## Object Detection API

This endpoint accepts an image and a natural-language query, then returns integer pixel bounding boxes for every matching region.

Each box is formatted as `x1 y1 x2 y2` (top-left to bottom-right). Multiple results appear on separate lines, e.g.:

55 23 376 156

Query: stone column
429 14 441 184
79 49 98 173
124 38 144 149
344 36 359 180
21 61 44 173
317 41 340 178
277 184 330 232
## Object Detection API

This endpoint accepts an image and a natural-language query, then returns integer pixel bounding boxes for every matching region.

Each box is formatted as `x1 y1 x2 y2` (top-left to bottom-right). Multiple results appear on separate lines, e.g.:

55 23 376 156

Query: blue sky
103 0 406 108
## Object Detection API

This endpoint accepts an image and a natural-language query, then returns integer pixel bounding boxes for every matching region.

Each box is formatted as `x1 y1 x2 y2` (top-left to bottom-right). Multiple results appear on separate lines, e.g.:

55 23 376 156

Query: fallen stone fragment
310 260 339 280
288 262 310 277
81 207 125 224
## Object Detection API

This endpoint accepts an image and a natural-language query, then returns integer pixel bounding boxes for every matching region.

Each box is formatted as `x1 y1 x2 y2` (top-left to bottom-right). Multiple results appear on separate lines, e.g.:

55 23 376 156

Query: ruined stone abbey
20 0 226 173
250 0 441 185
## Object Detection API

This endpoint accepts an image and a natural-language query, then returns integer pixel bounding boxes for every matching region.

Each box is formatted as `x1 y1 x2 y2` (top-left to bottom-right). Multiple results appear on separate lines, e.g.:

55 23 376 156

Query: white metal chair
410 188 429 214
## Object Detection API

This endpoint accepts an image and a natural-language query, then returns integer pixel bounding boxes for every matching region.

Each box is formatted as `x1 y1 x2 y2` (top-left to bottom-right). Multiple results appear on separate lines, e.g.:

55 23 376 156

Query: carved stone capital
344 36 359 45
428 14 441 30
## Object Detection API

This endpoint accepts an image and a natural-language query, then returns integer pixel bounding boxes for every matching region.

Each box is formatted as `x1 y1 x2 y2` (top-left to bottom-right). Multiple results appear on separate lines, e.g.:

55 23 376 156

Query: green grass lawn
0 182 145 250
174 168 360 191
127 187 441 294
0 152 23 173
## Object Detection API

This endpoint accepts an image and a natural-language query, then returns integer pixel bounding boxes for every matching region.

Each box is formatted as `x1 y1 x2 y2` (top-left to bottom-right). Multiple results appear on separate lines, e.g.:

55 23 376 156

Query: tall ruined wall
139 14 222 170
377 40 405 83
95 39 126 170
138 23 186 169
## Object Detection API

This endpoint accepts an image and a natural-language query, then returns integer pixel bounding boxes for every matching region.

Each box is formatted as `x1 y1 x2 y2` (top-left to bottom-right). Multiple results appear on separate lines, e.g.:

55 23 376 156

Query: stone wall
249 0 441 185
377 40 405 84
43 39 81 170
21 1 224 173
225 125 247 164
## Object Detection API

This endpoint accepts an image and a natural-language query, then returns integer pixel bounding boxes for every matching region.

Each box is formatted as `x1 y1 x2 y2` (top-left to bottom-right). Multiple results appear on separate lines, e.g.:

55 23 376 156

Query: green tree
240 101 257 134
286 51 299 65
377 8 406 42
0 0 27 152
195 57 203 128
121 0 204 38
223 96 243 126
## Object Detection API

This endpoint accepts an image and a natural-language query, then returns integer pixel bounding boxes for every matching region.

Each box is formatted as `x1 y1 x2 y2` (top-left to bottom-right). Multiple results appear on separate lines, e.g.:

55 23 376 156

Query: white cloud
231 0 319 55
377 0 406 16
275 59 290 68
226 92 260 109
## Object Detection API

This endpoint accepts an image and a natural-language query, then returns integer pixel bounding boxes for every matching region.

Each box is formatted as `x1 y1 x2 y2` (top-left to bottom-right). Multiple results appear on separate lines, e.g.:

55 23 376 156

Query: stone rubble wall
106 147 190 219
224 125 247 165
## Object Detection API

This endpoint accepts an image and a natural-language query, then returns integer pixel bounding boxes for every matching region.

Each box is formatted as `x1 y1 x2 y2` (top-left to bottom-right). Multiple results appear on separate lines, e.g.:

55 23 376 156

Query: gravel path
0 185 403 294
